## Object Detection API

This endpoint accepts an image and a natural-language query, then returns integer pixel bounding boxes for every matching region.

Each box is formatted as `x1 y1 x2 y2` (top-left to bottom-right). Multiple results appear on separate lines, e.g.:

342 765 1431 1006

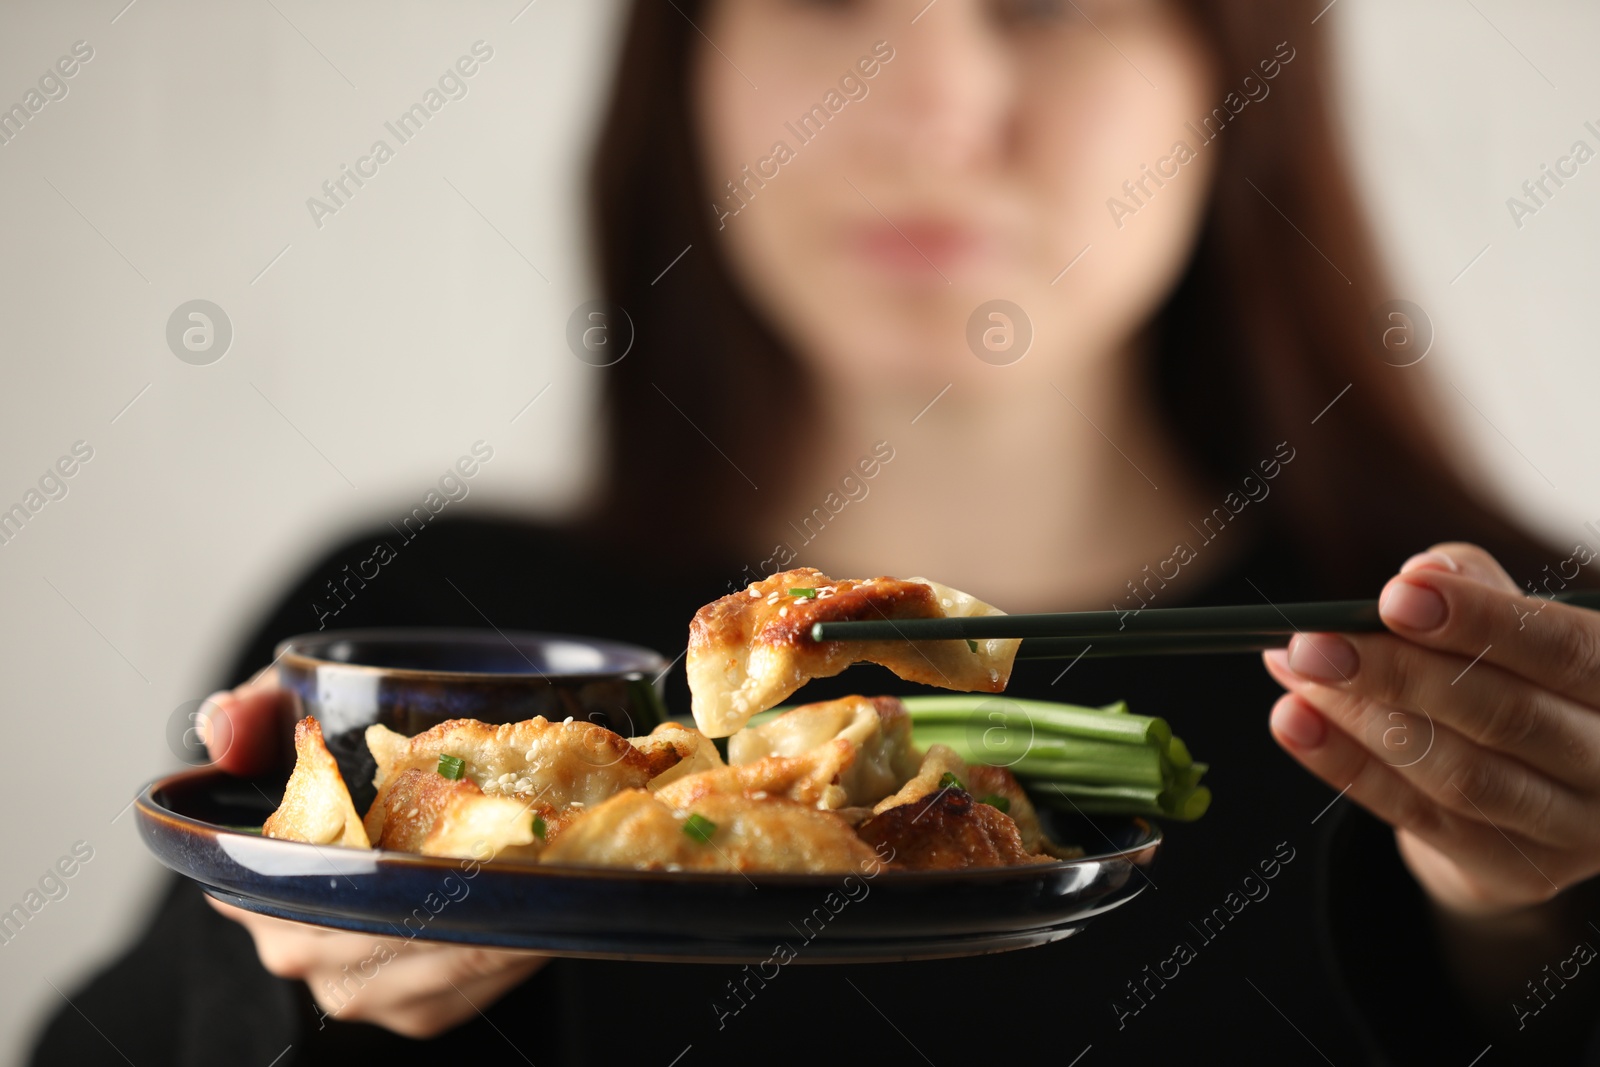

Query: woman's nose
862 4 1014 174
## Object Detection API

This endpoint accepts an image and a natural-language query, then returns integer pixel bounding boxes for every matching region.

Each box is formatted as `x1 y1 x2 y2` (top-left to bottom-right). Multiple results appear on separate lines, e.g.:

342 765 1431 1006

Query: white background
0 1 1596 1060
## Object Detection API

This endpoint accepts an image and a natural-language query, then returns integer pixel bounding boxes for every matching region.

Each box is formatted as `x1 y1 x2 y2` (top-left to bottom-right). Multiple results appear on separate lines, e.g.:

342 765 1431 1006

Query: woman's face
694 0 1218 396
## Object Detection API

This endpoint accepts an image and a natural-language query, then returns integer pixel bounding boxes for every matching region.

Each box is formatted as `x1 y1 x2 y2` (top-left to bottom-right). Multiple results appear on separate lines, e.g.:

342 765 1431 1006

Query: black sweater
30 517 1600 1065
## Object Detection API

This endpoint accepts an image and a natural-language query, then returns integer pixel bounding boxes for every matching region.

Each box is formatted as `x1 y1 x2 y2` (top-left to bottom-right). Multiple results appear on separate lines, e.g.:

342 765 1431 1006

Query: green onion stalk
901 695 1210 821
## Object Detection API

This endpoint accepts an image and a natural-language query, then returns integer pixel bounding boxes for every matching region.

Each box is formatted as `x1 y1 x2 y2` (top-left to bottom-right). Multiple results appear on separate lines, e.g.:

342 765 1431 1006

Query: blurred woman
34 0 1600 1063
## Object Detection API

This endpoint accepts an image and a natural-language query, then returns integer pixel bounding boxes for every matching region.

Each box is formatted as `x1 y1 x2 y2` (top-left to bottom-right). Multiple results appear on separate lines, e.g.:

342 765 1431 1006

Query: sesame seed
563 716 574 725
778 606 788 617
748 587 761 598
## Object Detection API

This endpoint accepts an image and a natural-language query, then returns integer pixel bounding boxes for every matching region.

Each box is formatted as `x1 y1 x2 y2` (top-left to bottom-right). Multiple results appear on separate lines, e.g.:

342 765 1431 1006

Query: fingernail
1286 633 1358 682
1272 695 1326 749
1400 550 1458 575
1380 579 1447 631
1263 648 1291 675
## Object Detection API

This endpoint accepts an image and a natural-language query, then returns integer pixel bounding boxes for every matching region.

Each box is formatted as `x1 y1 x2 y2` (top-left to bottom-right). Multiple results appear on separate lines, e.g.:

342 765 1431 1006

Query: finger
1265 655 1587 846
1268 694 1565 906
202 681 291 776
1274 631 1600 789
309 944 546 1039
1392 831 1518 918
1400 542 1520 593
1377 561 1600 707
1269 691 1452 838
207 897 408 978
206 895 326 936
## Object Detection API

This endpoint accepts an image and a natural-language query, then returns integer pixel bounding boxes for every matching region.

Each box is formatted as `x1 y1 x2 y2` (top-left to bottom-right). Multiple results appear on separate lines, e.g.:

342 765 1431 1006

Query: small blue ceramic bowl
274 628 669 808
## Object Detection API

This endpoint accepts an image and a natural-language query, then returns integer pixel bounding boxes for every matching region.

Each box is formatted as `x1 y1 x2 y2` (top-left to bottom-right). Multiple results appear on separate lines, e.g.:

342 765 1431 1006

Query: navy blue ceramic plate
137 768 1160 963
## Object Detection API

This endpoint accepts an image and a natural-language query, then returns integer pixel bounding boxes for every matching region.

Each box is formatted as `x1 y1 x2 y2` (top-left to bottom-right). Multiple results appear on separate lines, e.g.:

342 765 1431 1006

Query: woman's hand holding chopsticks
1263 542 1600 917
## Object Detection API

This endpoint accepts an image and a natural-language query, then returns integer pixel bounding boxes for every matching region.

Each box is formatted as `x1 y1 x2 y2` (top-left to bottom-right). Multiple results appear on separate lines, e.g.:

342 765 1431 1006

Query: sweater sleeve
28 876 300 1066
1320 803 1600 1065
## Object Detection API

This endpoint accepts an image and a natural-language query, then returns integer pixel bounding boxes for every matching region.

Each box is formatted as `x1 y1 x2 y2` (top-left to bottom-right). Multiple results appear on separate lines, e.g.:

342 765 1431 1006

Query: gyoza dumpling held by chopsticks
687 568 1020 737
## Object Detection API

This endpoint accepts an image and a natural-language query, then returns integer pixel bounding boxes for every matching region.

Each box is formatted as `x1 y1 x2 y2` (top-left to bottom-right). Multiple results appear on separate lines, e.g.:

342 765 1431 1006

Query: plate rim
195 886 1114 964
138 766 1163 887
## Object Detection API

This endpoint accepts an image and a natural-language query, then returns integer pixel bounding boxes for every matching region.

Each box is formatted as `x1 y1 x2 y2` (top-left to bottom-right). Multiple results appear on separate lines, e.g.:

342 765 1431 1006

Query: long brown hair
585 0 1554 592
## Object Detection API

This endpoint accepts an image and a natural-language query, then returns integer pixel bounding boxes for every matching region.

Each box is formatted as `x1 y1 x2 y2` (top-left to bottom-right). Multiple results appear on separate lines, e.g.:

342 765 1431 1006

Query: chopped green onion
223 825 263 835
979 794 1011 814
938 771 966 792
966 638 979 653
531 815 547 841
437 753 465 780
682 812 718 843
787 587 818 598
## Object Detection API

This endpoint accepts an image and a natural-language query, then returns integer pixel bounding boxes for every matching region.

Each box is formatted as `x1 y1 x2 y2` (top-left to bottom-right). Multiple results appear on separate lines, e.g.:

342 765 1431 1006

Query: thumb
1399 542 1520 595
201 670 291 776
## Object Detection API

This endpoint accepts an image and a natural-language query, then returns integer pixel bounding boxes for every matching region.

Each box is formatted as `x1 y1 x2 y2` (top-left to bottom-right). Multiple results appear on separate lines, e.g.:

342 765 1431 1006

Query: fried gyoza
687 568 1021 736
629 720 725 791
263 717 370 849
871 743 968 816
366 717 658 807
363 716 697 855
541 789 882 873
856 743 1053 869
654 737 857 810
858 786 1048 870
362 767 569 861
962 762 1047 854
728 695 922 809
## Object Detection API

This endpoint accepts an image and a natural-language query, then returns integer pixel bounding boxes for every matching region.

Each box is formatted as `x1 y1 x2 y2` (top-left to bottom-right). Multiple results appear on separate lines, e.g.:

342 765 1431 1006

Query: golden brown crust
854 744 1053 868
362 716 675 862
871 744 968 816
363 766 564 861
365 717 657 809
541 789 884 873
263 717 370 849
856 787 1051 870
628 721 725 790
686 568 1020 736
961 763 1046 853
630 735 688 779
654 738 858 810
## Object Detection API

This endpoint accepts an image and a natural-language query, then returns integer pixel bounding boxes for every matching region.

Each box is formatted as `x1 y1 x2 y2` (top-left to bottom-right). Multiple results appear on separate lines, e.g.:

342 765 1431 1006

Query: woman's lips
850 220 994 277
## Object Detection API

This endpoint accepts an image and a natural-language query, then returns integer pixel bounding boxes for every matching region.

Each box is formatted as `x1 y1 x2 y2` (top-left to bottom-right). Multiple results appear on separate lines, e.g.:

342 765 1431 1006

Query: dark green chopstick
1013 634 1296 660
810 590 1600 657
